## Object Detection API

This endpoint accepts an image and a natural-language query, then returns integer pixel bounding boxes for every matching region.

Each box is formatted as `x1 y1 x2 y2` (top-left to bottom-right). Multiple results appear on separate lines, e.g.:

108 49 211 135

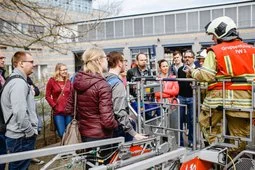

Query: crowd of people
0 15 254 169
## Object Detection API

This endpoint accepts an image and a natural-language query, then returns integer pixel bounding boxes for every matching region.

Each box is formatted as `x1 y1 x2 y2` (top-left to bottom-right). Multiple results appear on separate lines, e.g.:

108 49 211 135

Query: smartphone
182 65 188 71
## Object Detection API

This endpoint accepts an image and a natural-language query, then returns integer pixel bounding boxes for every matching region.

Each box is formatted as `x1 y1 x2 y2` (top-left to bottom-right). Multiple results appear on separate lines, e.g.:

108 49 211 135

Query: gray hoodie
1 68 38 138
104 73 136 137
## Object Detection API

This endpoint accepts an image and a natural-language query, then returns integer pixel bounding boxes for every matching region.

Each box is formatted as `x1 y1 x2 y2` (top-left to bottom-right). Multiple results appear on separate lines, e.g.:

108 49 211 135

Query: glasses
22 60 34 64
184 56 194 58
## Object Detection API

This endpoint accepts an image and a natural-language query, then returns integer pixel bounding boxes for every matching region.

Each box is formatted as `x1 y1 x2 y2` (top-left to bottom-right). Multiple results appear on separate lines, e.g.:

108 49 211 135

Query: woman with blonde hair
45 63 72 138
66 47 117 143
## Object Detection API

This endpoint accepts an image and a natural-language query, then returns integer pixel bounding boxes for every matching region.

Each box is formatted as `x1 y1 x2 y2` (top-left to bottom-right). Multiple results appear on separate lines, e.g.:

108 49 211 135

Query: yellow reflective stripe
224 55 233 76
200 66 217 75
231 83 251 86
253 54 255 69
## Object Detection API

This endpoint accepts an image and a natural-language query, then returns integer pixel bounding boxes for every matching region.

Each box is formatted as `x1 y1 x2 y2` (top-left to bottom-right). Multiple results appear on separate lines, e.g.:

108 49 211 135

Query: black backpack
0 75 27 133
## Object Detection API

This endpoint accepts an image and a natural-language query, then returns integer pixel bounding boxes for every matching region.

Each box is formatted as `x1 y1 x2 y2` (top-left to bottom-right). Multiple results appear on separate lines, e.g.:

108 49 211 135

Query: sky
93 0 245 16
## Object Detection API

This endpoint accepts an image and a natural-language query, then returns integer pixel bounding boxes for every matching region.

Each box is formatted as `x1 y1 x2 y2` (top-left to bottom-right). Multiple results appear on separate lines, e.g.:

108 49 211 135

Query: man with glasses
1 51 38 169
0 50 6 170
177 50 199 147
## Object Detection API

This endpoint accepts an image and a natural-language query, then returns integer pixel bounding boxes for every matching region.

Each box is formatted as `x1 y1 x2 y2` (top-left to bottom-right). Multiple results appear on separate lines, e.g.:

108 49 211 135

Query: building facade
1 1 255 81
70 0 255 73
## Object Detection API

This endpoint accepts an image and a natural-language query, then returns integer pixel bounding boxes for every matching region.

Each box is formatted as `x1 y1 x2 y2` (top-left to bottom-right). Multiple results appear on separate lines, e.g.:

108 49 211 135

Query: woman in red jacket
45 63 72 138
65 47 118 142
155 59 179 103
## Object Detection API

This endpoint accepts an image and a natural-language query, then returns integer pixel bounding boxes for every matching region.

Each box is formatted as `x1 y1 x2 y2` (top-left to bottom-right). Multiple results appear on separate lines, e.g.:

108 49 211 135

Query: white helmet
196 49 207 59
205 16 238 41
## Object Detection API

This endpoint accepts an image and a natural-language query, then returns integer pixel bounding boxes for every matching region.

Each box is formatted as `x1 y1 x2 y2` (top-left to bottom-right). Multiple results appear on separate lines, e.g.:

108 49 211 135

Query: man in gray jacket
105 51 146 141
1 51 38 170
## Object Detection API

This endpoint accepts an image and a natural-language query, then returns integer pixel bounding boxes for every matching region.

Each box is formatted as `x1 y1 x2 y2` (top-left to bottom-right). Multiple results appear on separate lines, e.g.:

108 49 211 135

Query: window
115 20 123 38
106 21 114 39
238 6 251 27
124 19 133 37
28 25 44 34
165 14 175 33
176 13 186 33
188 12 198 32
200 10 210 31
154 15 164 34
134 18 143 36
144 17 153 35
212 9 223 19
225 7 237 24
96 22 105 40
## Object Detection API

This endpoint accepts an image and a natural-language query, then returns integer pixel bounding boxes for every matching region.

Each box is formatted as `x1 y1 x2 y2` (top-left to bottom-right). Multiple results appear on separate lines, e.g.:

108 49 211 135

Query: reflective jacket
208 40 255 91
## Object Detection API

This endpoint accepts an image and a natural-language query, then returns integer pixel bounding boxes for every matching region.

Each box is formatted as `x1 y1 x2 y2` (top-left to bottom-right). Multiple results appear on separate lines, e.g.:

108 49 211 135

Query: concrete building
31 0 93 13
1 0 255 81
68 0 255 74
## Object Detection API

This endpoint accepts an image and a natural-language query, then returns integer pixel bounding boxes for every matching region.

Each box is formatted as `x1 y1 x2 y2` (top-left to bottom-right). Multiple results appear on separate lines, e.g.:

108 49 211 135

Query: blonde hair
82 47 106 75
53 63 69 81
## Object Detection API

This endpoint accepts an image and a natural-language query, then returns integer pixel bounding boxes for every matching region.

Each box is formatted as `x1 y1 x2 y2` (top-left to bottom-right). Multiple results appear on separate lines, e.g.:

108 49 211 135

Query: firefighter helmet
205 16 238 41
196 49 207 59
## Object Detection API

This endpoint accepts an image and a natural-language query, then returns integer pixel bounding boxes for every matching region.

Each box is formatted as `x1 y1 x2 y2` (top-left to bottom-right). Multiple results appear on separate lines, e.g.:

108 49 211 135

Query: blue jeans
131 101 160 120
0 132 6 170
113 119 136 142
54 115 72 138
6 135 36 170
178 96 194 146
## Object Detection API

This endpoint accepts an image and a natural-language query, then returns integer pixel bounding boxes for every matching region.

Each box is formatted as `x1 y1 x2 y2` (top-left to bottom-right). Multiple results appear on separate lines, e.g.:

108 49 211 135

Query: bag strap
73 90 77 119
0 75 28 126
56 81 67 104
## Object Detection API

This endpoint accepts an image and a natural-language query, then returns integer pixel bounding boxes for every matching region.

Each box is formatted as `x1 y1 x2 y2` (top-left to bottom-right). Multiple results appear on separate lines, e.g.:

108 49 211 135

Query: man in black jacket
0 51 6 170
126 53 159 120
177 50 199 147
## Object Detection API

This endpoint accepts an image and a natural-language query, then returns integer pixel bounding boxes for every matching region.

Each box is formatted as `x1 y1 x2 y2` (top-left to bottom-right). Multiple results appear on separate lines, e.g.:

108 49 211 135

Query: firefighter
185 16 255 152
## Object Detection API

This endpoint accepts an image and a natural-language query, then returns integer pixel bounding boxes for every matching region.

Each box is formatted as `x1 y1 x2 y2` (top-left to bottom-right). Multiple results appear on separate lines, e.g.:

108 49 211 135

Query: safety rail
0 137 124 164
127 76 255 151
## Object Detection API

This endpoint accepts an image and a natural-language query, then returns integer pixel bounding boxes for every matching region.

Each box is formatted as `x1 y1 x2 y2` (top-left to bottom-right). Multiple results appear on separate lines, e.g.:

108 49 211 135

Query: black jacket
126 67 152 82
126 67 152 97
177 63 199 98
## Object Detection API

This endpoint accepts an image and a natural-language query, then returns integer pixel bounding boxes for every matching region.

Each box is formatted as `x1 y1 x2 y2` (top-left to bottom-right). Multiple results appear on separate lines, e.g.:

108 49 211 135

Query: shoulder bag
61 90 82 145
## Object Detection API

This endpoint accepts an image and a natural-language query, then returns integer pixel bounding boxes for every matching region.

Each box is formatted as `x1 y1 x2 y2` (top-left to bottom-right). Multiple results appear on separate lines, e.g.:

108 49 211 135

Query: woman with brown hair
45 63 72 138
65 47 117 142
155 59 179 103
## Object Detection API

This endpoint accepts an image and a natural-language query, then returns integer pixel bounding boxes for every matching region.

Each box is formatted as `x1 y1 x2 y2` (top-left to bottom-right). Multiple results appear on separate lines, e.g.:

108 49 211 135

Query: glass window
165 14 175 33
154 15 164 34
134 18 143 36
124 19 133 37
212 8 223 19
225 7 237 24
96 22 105 40
0 20 4 32
238 5 251 27
144 17 153 35
106 21 114 39
188 12 198 32
88 24 96 40
253 5 255 27
78 24 87 42
200 10 210 31
115 20 123 38
176 13 186 33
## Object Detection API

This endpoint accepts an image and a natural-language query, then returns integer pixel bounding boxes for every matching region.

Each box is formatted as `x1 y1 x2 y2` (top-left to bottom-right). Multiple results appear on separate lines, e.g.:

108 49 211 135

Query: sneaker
31 158 45 165
188 143 193 148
